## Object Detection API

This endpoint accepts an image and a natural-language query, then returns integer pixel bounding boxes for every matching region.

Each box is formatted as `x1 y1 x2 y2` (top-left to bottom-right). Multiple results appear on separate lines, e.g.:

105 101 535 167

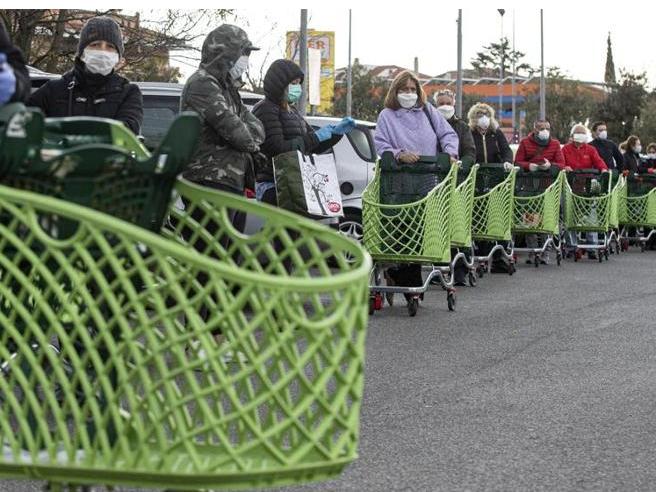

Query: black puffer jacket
252 59 340 183
28 59 143 134
471 127 513 164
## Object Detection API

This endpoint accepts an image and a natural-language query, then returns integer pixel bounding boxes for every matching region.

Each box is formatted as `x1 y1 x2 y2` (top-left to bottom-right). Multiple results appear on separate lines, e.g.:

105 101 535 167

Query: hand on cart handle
529 163 539 172
503 161 514 172
539 159 551 171
564 166 573 172
398 151 420 164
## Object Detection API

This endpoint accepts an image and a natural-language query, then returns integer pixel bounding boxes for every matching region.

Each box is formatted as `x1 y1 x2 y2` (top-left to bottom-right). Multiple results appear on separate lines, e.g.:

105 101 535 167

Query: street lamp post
456 9 463 118
498 9 505 126
346 9 352 117
299 9 308 116
539 9 546 120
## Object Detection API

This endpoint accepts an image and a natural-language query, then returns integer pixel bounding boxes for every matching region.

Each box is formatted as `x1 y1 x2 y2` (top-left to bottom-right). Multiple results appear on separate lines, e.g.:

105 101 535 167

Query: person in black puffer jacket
28 16 142 135
252 58 355 205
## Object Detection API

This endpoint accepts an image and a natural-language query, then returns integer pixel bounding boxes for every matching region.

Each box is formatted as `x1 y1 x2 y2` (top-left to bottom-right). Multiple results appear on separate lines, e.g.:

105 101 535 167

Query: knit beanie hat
77 16 124 57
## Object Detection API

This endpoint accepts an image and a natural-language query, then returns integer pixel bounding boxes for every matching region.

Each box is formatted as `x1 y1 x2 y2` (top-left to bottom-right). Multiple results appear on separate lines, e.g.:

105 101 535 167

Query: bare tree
0 9 235 82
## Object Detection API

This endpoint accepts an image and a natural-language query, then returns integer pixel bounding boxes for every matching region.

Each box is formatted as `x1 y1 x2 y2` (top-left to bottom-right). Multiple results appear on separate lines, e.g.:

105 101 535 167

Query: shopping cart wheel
468 271 477 287
556 252 562 266
508 262 516 276
604 248 610 261
477 265 485 278
369 295 376 315
640 242 646 253
598 253 603 263
447 289 456 311
534 255 539 268
407 296 419 317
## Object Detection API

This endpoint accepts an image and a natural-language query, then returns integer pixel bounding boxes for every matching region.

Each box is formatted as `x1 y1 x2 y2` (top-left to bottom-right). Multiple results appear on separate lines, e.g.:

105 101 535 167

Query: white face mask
229 55 250 80
598 130 608 140
397 92 418 109
572 133 587 144
82 48 119 76
478 115 490 130
537 129 550 140
634 145 642 154
437 105 455 120
647 153 656 159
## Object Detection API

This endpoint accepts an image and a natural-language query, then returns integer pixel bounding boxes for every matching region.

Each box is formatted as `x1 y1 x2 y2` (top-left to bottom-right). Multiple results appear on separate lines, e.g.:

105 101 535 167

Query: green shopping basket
0 103 200 232
362 154 457 264
471 164 516 241
451 164 479 248
512 169 564 236
619 174 656 227
0 178 370 490
563 170 612 232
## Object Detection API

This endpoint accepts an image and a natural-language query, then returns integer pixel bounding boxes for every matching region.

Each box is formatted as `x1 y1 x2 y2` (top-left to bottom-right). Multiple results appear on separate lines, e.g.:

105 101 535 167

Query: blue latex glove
315 124 335 142
332 116 356 135
0 53 16 105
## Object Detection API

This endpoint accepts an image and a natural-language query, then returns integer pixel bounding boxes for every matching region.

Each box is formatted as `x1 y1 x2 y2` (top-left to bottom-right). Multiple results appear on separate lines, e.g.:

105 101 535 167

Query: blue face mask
287 84 302 103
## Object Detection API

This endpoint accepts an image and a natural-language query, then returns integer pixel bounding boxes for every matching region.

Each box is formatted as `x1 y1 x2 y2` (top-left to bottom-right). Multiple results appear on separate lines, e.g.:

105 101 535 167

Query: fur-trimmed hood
467 102 499 131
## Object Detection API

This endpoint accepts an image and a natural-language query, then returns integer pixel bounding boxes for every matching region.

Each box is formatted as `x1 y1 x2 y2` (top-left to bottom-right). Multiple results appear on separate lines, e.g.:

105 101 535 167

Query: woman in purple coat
374 70 459 306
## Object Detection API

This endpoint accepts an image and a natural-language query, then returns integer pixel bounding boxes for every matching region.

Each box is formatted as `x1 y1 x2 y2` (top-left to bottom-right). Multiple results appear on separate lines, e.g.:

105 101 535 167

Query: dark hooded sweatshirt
251 59 341 183
28 57 142 135
180 24 265 191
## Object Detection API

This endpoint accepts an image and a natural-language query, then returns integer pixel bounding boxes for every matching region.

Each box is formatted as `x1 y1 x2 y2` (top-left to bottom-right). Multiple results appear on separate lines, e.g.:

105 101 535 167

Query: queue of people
3 14 656 286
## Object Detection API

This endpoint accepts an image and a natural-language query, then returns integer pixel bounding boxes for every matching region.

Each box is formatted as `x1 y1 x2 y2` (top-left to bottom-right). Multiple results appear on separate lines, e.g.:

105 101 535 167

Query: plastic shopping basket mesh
621 174 656 226
512 171 563 235
0 179 370 490
451 164 478 248
362 159 456 264
564 171 611 232
471 165 516 241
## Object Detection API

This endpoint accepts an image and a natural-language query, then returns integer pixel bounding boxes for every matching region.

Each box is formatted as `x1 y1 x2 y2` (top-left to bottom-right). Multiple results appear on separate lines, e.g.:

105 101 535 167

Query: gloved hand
315 124 335 142
332 116 356 135
529 163 539 172
503 161 514 172
539 159 551 170
0 53 16 105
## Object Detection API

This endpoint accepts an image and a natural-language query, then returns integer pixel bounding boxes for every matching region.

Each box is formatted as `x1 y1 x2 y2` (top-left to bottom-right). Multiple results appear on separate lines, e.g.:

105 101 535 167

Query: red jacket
514 133 565 170
562 143 608 171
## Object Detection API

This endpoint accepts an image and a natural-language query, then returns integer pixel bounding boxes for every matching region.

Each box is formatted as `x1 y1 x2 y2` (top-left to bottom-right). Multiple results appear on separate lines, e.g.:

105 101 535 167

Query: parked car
28 70 375 244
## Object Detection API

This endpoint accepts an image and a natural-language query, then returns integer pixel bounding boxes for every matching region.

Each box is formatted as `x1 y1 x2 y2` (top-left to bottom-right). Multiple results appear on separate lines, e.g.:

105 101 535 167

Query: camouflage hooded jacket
180 24 265 191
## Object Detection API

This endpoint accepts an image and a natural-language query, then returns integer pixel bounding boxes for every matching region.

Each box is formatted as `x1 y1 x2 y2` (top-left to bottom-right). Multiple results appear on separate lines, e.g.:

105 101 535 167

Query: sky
167 7 656 89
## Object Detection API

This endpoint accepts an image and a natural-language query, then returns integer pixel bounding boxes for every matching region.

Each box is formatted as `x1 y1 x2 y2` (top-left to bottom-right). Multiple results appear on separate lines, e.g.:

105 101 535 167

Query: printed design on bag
300 154 343 216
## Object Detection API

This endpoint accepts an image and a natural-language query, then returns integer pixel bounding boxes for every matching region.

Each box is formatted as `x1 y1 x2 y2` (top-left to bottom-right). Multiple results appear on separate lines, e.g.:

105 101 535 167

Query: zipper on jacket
482 131 488 163
67 79 76 117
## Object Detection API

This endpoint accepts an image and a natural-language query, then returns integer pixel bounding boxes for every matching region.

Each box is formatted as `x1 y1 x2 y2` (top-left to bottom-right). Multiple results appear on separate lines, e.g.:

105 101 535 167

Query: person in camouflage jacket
180 24 265 193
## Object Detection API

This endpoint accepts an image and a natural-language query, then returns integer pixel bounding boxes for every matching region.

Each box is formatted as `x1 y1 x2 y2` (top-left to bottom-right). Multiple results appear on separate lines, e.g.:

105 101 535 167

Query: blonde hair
467 102 498 131
384 71 427 110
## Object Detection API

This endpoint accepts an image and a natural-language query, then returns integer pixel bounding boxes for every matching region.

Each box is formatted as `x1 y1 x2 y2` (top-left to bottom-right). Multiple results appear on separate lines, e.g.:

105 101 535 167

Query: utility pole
498 9 505 126
539 9 546 120
346 9 352 117
456 9 463 118
299 9 308 116
511 9 517 142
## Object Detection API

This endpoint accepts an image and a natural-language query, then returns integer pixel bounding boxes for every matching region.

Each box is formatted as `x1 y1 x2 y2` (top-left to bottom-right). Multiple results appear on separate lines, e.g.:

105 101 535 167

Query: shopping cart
619 173 656 251
363 153 458 316
0 106 371 490
562 169 613 262
471 163 517 275
607 171 626 254
449 164 479 286
512 168 564 267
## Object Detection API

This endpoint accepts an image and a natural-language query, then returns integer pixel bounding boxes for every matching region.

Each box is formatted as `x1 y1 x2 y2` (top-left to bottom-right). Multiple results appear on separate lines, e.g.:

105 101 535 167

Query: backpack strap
422 105 443 155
